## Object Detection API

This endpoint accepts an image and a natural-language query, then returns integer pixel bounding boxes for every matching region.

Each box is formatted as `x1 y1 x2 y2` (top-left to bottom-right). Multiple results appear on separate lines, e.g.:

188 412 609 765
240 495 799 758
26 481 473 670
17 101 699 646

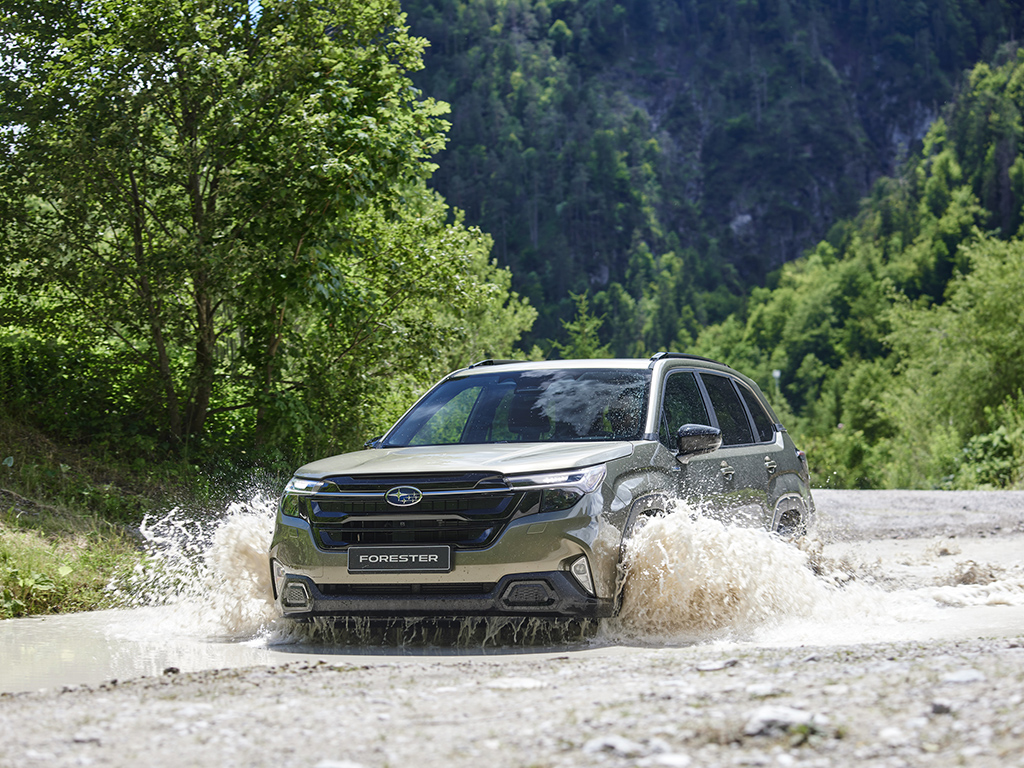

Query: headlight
280 476 323 521
284 476 324 495
508 465 606 514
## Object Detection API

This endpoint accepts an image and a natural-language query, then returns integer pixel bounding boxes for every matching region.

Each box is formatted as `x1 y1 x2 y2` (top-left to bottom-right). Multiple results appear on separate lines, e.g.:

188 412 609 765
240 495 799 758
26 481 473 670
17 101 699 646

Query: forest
401 0 1024 490
693 53 1024 490
1 0 1022 480
406 0 1018 343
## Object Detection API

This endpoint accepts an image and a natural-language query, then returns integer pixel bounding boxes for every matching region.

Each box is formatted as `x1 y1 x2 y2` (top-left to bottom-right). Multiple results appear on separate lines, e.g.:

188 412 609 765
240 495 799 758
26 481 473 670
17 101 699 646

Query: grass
0 415 181 619
0 411 295 619
0 496 139 618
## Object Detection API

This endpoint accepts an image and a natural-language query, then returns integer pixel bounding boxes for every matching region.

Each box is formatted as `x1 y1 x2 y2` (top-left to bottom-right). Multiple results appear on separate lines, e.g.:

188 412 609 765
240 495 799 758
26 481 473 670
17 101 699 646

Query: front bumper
269 492 620 619
272 569 614 619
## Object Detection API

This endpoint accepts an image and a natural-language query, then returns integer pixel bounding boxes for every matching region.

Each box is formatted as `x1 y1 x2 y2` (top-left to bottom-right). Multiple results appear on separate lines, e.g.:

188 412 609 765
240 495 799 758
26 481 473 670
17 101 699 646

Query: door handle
720 460 735 479
764 456 777 473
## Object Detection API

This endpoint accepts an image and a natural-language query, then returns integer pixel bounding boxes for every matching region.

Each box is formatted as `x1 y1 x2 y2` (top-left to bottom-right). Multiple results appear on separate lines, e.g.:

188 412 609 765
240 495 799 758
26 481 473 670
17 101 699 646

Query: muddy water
612 497 1024 646
2 490 1023 694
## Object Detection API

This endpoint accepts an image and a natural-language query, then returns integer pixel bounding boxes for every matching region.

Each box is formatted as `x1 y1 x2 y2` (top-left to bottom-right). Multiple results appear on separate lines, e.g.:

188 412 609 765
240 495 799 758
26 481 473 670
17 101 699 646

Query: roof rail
649 352 721 366
466 359 524 369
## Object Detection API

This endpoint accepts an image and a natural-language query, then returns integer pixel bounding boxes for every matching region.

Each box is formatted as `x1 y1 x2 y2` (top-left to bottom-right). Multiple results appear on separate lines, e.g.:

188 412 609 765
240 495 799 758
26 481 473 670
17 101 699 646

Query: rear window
700 373 754 446
738 384 775 443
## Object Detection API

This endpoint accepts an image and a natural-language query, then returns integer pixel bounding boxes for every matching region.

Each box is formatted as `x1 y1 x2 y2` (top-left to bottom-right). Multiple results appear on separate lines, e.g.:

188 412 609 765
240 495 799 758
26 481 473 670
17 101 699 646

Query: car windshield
382 368 651 446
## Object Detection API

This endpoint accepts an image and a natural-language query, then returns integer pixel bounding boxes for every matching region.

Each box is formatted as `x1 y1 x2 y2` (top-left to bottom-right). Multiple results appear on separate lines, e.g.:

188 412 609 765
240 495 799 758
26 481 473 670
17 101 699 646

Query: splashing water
110 488 1024 648
111 492 279 639
289 615 599 648
611 504 822 642
610 500 1024 647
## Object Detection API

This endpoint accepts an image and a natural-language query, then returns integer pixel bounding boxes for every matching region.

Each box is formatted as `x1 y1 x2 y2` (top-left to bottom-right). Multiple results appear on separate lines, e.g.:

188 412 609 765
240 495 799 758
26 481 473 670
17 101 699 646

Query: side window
738 384 775 443
659 371 711 447
700 374 754 446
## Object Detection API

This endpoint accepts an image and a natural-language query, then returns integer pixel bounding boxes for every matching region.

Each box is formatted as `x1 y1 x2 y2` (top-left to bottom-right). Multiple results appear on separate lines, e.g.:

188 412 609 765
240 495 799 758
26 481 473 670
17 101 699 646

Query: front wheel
774 507 807 538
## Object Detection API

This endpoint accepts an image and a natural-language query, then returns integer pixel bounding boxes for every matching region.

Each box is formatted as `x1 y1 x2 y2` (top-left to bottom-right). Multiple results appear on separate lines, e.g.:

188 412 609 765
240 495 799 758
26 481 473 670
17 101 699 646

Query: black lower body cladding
274 570 614 619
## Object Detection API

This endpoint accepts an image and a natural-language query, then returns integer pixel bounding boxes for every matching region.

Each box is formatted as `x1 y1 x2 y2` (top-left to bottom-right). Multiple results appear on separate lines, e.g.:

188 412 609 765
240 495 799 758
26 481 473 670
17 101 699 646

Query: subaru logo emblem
385 486 423 507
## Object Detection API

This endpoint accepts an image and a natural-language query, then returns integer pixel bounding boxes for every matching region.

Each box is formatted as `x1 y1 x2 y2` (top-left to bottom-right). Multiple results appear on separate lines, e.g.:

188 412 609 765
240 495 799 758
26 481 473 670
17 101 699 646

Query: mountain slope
405 0 1017 344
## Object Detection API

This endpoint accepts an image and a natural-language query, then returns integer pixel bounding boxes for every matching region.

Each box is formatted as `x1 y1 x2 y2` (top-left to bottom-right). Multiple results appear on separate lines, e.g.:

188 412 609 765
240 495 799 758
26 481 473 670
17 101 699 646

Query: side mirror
363 436 383 449
675 423 722 460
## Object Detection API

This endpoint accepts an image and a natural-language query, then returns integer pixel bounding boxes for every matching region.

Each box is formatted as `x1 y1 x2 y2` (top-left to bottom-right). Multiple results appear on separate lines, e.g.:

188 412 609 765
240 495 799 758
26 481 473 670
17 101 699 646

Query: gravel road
1 490 1023 768
2 637 1022 768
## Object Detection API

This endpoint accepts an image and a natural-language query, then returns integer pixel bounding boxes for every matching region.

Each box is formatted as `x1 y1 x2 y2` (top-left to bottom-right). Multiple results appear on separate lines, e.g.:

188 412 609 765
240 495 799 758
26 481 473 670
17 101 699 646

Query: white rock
879 726 908 746
486 676 547 690
942 669 986 684
743 706 813 736
645 737 671 754
735 751 771 766
821 684 850 696
638 753 692 767
696 658 739 672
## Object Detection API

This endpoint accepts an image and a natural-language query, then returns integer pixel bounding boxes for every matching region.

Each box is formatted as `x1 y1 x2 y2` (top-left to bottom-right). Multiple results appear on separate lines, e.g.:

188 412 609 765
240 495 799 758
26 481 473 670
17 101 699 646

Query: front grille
323 472 509 493
308 474 537 550
314 494 506 518
319 518 502 548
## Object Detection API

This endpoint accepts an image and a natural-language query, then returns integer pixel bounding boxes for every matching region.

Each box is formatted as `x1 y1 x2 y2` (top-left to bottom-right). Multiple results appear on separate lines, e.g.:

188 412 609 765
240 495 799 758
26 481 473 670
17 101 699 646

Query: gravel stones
2 637 1023 768
742 705 822 736
941 668 986 684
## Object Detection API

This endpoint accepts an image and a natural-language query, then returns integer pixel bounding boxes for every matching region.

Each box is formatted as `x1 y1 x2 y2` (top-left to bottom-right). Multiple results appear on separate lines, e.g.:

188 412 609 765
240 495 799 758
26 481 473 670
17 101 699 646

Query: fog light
281 581 311 609
569 555 595 596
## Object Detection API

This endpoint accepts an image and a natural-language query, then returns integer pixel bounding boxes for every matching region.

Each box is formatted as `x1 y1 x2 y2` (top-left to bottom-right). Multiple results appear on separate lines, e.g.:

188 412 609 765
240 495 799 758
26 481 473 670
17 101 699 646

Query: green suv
270 354 814 619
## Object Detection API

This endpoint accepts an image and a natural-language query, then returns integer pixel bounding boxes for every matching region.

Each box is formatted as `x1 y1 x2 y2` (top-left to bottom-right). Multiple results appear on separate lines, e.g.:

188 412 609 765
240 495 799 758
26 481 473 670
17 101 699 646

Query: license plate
347 545 452 573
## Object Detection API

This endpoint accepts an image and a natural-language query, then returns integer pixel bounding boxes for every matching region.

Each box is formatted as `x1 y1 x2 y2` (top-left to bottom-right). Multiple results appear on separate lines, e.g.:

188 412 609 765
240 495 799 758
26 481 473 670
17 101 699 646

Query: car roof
456 358 651 374
453 354 737 377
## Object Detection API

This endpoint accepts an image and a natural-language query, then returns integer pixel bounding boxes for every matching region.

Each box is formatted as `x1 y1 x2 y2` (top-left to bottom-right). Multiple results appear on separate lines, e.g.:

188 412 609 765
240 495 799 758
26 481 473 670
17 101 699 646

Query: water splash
608 500 1024 647
110 487 1024 649
110 491 279 639
279 615 598 648
610 504 822 643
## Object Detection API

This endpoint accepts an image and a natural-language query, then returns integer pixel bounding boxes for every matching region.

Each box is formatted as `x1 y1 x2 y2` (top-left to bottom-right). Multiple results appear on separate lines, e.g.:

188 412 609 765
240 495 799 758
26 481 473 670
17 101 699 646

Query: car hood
294 442 635 480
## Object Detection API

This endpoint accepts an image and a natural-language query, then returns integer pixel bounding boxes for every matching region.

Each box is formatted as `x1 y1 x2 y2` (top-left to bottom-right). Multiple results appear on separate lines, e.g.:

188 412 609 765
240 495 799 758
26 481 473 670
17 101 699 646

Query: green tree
1 0 451 449
404 0 1018 348
690 51 1024 488
292 185 537 450
552 291 611 359
884 236 1024 486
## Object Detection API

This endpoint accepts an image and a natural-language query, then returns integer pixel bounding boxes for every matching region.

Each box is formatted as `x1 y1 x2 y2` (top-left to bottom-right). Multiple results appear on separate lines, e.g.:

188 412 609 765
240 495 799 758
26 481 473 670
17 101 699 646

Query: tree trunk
186 272 217 441
253 313 285 446
129 168 183 441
